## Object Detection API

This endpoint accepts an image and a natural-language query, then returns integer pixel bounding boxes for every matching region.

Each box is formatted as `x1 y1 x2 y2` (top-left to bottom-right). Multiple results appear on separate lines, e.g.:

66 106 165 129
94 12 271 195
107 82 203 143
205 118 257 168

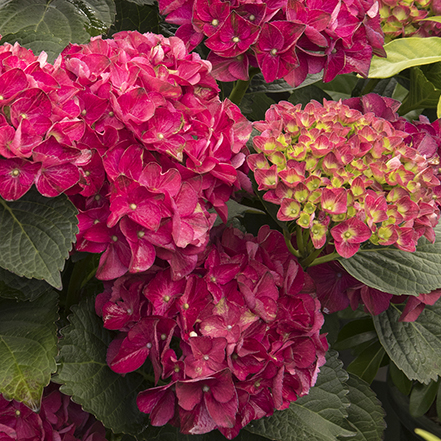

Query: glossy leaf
368 37 441 78
0 267 51 301
0 190 78 289
0 290 58 410
334 317 377 351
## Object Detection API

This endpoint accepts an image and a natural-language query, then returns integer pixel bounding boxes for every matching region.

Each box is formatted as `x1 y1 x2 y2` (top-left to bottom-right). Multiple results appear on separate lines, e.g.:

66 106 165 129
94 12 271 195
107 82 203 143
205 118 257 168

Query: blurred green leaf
289 84 332 108
389 361 413 396
334 317 377 351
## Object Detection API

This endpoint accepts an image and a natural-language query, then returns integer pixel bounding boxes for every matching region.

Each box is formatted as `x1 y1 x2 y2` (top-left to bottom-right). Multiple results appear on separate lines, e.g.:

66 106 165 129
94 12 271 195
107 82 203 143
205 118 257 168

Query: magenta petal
34 163 80 197
0 68 28 101
176 381 204 411
107 337 149 373
204 392 237 428
0 158 40 200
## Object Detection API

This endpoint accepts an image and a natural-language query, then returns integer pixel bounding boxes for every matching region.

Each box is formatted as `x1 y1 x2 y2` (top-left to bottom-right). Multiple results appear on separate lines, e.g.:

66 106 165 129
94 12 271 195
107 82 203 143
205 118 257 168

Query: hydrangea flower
378 0 441 41
158 0 385 86
56 31 252 280
248 95 441 259
95 225 328 438
0 383 107 441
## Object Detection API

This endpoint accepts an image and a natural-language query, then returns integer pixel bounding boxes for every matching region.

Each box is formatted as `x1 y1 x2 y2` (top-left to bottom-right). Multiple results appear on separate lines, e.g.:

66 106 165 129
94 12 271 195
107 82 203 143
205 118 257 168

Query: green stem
284 229 301 258
228 67 260 106
296 225 304 258
305 251 340 268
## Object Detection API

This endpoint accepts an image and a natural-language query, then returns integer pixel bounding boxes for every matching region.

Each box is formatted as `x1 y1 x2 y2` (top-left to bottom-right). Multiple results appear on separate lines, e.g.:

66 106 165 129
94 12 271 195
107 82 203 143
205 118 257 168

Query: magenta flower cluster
0 383 107 441
158 0 386 86
95 225 328 438
0 32 252 281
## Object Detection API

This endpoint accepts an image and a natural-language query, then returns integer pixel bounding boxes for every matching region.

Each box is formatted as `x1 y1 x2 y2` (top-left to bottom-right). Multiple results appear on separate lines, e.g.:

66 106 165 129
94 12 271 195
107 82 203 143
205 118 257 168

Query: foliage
2 0 441 440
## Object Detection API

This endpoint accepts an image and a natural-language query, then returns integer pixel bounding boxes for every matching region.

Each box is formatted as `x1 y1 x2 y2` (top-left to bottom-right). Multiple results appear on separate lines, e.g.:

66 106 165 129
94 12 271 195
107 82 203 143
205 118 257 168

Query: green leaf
339 224 441 296
0 267 51 301
334 317 377 351
346 340 386 384
316 74 359 101
240 93 276 121
108 0 160 35
55 296 150 436
409 380 439 418
389 361 413 396
0 290 58 410
245 351 355 441
289 84 332 108
344 374 386 441
0 0 91 62
67 0 116 36
373 303 441 383
422 16 441 23
246 73 323 95
0 190 78 289
398 67 441 115
368 37 441 78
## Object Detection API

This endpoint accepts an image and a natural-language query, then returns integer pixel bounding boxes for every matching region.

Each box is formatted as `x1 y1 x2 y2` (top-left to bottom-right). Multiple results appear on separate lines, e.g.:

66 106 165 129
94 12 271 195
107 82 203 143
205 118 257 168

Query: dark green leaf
369 37 441 78
0 267 51 301
373 303 441 383
317 74 359 101
68 0 116 36
247 73 323 95
345 374 386 441
108 0 160 35
334 317 376 351
389 361 412 396
437 381 441 422
0 190 78 289
55 296 151 436
346 340 386 385
398 67 441 115
289 85 332 108
245 351 355 441
339 223 441 296
240 93 276 121
0 290 58 410
409 380 439 418
0 0 91 62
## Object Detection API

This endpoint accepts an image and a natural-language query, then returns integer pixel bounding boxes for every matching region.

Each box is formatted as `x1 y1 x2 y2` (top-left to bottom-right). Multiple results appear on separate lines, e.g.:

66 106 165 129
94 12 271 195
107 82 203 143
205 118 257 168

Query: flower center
202 385 210 392
203 355 209 360
164 295 170 302
211 19 219 26
249 14 255 21
81 109 87 116
15 410 20 416
95 194 101 201
129 203 137 210
85 170 91 176
111 235 118 242
146 342 152 349
137 230 145 238
157 133 164 140
174 365 180 373
93 219 100 224
344 231 352 239
108 111 114 117
161 334 167 340
11 169 20 177
270 48 277 55
227 324 232 330
183 303 190 310
232 36 240 43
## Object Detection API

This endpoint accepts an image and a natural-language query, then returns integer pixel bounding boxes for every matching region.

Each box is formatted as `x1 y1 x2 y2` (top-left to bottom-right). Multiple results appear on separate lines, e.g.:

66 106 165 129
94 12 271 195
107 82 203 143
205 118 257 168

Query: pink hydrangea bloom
159 0 386 86
249 95 441 259
96 225 328 438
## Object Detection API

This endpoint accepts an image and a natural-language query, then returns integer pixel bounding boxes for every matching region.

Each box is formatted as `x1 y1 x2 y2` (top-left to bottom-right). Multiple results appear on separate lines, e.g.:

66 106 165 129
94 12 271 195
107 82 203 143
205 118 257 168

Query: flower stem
305 251 340 268
284 229 301 258
296 225 304 258
228 67 260 106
